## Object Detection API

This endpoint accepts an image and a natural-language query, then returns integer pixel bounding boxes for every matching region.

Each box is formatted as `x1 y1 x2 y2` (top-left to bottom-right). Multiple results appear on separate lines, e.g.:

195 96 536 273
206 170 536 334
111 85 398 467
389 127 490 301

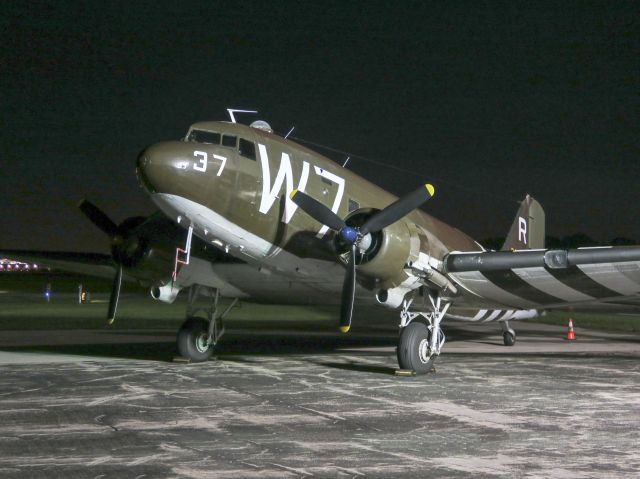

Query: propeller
78 200 118 238
290 183 435 333
78 200 145 324
339 243 357 333
107 265 123 325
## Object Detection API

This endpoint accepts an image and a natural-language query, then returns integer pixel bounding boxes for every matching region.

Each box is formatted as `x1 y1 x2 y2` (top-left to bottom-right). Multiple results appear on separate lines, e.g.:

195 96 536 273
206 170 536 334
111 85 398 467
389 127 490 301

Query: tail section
501 195 545 250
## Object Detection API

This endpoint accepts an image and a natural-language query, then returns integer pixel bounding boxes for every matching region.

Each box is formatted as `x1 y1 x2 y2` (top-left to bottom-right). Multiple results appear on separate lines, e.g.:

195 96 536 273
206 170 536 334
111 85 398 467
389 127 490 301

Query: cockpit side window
222 135 237 148
239 138 256 160
187 130 221 144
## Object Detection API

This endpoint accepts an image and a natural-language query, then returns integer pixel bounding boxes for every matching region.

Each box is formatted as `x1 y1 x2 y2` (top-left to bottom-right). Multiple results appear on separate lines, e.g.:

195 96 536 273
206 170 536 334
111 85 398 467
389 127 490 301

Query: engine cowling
288 184 438 327
112 215 183 286
333 208 458 309
78 200 187 322
121 241 175 284
336 209 431 295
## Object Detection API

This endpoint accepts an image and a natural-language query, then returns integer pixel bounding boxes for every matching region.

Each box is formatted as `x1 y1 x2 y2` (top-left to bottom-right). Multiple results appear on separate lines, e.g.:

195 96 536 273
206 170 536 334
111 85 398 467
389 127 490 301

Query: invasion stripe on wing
544 266 621 299
578 263 640 296
512 267 593 302
614 262 640 287
481 270 564 306
449 271 535 308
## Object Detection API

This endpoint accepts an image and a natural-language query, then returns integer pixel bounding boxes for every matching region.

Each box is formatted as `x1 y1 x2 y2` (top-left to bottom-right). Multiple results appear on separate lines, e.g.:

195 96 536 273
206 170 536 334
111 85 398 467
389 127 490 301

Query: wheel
397 322 437 374
177 317 213 362
503 330 516 346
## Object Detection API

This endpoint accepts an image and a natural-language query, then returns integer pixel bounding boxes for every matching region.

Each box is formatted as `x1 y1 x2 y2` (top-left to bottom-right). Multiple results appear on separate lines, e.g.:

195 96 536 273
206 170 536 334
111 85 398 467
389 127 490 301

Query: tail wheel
177 317 213 362
503 331 516 346
397 321 436 374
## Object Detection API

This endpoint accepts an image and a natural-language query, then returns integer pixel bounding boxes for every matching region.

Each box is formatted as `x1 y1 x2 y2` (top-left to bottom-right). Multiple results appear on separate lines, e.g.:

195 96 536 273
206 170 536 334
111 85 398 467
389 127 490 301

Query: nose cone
136 142 190 195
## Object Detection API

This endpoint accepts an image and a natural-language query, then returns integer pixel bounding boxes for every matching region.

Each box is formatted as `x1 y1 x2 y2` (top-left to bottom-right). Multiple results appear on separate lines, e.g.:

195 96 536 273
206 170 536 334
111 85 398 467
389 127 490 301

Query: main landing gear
501 320 517 346
397 294 450 375
177 285 238 362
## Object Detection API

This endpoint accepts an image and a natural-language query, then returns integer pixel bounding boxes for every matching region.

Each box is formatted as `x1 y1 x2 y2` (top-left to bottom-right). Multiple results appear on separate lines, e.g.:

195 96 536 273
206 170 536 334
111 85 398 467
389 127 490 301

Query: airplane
4 112 640 374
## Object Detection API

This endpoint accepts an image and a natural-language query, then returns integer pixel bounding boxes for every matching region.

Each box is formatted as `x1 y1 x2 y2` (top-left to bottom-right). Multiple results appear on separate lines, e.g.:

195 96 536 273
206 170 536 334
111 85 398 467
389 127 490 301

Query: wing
0 250 116 280
445 246 640 312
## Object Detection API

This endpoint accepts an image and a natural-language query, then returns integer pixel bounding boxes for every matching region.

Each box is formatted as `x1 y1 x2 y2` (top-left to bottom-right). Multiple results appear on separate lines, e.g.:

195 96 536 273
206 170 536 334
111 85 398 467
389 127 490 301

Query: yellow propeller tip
425 184 435 197
339 325 351 333
289 189 298 200
107 318 115 325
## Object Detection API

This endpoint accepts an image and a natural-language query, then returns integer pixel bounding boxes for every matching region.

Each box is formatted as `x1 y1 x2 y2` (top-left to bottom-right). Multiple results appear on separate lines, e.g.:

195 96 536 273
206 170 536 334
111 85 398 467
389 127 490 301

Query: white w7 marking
258 144 309 223
258 144 345 235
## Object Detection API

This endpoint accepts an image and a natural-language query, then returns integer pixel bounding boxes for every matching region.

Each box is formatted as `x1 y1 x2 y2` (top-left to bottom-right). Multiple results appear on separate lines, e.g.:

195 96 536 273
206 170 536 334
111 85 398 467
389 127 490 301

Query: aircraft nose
136 144 160 194
136 142 187 194
136 147 149 171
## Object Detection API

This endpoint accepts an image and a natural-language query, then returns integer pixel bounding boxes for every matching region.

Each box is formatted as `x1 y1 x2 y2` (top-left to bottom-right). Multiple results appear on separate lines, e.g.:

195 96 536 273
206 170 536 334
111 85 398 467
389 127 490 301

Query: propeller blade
290 190 346 232
107 265 123 325
360 183 435 235
339 244 357 333
78 200 118 238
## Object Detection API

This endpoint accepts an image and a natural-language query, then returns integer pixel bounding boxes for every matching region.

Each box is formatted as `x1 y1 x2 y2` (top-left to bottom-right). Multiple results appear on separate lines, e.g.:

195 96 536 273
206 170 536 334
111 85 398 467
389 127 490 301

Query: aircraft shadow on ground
0 325 505 363
311 360 399 375
8 320 633 365
0 342 177 362
0 334 399 362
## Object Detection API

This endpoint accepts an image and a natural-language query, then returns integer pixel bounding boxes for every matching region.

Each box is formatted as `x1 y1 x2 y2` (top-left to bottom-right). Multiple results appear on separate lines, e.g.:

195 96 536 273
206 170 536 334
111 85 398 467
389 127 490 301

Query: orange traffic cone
566 319 576 341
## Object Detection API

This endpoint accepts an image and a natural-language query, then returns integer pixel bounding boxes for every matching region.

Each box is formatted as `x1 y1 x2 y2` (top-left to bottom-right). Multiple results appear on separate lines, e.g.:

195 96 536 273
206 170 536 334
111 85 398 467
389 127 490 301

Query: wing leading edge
0 250 116 280
445 246 640 310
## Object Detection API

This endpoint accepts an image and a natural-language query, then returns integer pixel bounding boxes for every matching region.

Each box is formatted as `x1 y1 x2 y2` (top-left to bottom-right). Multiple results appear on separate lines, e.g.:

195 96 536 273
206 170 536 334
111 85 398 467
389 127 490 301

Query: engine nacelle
150 282 181 303
342 209 431 291
114 214 186 286
335 208 461 308
128 245 175 283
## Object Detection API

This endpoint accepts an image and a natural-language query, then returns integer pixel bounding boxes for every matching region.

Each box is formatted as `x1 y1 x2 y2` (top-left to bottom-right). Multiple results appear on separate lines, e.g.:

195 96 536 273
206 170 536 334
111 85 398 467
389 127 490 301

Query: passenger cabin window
222 135 237 147
239 138 256 160
321 176 334 186
188 130 221 144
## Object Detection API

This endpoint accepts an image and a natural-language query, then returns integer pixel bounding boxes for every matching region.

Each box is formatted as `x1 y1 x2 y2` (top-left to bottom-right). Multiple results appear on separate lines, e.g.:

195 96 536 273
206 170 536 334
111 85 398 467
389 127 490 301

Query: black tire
503 331 516 346
397 322 436 374
177 317 213 362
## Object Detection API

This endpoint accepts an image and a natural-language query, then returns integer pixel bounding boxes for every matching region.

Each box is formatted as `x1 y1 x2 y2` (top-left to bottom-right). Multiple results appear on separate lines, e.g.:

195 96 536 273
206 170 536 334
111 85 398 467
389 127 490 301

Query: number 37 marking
193 150 227 176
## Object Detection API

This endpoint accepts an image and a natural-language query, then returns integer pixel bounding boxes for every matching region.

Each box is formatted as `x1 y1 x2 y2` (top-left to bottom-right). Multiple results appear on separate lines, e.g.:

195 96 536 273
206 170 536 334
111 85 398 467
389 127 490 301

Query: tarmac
0 320 639 478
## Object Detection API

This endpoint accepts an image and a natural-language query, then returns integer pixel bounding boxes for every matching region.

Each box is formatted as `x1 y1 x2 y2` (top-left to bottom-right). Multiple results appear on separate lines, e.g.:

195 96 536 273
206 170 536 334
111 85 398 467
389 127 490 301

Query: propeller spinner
290 183 435 333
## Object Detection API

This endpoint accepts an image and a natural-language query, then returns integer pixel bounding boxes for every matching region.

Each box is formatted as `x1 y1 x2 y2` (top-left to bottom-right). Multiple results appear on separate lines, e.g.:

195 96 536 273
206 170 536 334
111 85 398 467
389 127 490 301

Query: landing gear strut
176 285 238 362
397 294 450 374
501 320 516 346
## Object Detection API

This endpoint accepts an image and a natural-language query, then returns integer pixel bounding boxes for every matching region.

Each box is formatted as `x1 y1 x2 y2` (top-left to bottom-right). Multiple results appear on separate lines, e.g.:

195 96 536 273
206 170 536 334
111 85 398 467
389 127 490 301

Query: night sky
1 2 638 252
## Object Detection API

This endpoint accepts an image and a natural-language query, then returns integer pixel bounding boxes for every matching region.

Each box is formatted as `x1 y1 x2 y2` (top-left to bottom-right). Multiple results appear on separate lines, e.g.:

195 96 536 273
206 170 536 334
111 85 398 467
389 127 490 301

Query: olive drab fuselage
137 121 479 295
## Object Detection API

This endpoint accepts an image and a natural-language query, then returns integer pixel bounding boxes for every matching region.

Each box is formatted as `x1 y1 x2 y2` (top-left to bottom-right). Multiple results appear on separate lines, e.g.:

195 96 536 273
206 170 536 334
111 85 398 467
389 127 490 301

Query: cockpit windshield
184 128 256 161
186 130 221 144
